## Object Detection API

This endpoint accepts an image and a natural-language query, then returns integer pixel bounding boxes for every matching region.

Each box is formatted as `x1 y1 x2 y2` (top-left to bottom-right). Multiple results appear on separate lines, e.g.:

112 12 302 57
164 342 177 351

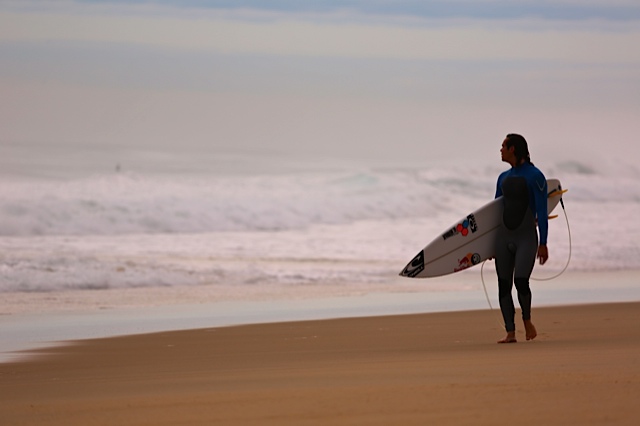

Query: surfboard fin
548 188 568 198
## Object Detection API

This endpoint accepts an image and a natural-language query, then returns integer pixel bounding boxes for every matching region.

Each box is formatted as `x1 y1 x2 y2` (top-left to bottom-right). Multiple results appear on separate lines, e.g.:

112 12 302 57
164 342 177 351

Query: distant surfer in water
495 134 548 343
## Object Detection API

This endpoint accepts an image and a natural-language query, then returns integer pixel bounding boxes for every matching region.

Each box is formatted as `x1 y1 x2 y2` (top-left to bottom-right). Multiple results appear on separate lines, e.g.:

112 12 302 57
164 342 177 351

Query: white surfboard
399 179 566 278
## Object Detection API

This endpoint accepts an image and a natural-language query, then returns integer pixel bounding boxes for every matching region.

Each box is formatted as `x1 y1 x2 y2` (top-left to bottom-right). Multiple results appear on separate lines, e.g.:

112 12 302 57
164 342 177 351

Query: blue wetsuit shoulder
495 170 509 198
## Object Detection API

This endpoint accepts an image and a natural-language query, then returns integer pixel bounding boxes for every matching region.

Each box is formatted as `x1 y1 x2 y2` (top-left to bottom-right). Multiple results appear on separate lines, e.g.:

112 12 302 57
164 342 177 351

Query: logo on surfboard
454 252 482 272
400 250 425 277
442 214 478 240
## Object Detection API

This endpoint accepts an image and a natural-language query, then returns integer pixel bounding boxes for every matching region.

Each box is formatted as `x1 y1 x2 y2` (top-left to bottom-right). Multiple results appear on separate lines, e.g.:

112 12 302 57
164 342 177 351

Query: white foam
0 158 639 295
4 158 637 237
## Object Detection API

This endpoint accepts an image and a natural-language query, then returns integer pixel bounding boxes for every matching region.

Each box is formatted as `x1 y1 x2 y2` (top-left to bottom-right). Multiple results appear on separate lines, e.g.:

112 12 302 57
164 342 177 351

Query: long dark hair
505 133 533 165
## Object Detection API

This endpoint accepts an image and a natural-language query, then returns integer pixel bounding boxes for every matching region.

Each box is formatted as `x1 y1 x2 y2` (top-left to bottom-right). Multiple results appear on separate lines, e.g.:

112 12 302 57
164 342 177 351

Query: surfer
495 133 548 344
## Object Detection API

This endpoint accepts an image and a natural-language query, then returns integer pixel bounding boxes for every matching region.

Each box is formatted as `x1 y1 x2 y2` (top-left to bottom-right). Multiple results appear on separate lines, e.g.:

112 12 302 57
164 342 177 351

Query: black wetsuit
495 163 548 332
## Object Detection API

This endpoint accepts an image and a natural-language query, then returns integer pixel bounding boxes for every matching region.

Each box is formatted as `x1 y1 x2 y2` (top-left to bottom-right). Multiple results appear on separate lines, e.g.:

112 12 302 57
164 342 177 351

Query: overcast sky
1 0 639 169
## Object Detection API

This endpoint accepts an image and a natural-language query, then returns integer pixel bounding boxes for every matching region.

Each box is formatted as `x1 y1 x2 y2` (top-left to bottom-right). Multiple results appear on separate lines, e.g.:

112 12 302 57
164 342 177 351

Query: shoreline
2 301 639 425
2 269 640 363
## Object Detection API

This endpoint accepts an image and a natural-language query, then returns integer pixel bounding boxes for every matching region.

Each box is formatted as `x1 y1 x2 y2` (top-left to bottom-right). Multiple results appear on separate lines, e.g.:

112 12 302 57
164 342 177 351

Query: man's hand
537 245 549 265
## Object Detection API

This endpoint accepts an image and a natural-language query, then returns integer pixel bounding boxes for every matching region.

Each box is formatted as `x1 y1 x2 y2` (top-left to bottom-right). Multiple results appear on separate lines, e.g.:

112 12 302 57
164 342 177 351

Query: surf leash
480 261 504 328
531 195 572 281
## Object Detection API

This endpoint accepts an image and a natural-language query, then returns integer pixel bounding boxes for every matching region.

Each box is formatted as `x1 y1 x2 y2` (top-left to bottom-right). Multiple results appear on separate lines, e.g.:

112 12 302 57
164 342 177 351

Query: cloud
68 0 640 21
2 3 640 64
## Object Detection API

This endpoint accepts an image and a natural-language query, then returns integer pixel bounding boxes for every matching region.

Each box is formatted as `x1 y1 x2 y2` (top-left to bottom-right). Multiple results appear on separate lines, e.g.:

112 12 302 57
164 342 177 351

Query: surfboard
399 179 566 278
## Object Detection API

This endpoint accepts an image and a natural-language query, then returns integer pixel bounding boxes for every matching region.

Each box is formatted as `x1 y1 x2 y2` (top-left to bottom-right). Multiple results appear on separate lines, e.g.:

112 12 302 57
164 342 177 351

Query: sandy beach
1 301 639 425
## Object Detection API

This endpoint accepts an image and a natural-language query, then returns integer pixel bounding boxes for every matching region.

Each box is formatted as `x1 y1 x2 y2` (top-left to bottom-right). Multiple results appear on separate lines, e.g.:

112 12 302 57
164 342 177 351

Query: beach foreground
1 302 639 425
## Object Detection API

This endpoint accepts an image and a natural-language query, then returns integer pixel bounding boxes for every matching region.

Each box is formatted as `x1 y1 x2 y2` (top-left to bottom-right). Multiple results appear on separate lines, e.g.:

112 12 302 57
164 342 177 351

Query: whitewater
2 151 639 301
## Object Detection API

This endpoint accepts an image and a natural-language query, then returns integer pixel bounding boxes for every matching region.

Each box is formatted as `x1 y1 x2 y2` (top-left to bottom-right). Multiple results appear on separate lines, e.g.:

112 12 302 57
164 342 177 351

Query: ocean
2 141 639 300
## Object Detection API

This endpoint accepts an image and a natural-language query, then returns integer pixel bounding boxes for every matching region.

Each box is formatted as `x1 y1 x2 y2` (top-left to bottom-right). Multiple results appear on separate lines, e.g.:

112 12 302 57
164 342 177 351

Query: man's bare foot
524 320 537 341
498 332 517 344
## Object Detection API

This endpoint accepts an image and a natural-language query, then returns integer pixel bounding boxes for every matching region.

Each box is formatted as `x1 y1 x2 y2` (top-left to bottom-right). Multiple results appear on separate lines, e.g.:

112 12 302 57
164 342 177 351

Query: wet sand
1 302 639 425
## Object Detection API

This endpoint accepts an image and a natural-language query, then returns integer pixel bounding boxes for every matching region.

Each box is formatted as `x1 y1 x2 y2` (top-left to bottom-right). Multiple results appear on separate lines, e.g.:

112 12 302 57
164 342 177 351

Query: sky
1 0 640 172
